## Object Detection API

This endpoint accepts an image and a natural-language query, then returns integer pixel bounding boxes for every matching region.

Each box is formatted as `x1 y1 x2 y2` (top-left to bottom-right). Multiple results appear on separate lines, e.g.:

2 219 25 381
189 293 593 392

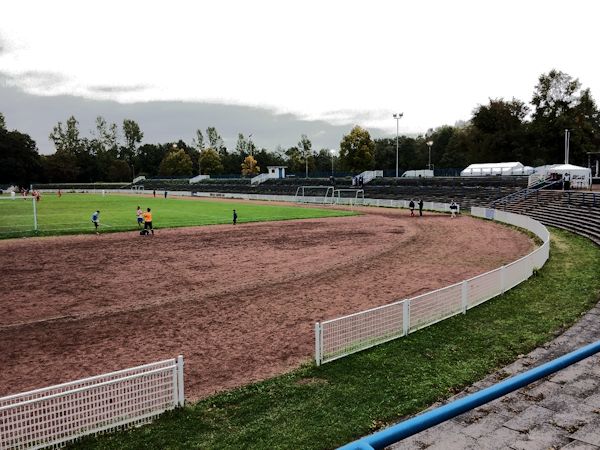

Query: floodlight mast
393 113 404 178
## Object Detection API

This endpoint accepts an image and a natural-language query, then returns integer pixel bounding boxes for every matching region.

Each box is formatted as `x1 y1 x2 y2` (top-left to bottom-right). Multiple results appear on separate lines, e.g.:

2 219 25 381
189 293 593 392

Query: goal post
0 195 37 236
333 189 365 206
294 186 335 204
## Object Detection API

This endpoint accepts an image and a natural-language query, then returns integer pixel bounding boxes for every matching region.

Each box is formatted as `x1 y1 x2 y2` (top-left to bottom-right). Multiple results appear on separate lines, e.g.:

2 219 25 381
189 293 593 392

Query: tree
313 149 334 175
107 159 131 181
0 112 5 131
193 129 205 174
199 148 224 175
531 70 580 120
236 133 248 155
135 144 167 177
90 116 120 181
49 116 83 156
530 70 600 165
206 126 224 151
0 123 42 185
254 148 285 169
372 136 421 173
159 148 193 176
339 126 375 173
470 99 529 162
93 116 119 156
192 129 205 151
297 134 312 177
42 152 79 182
122 119 143 176
241 155 260 176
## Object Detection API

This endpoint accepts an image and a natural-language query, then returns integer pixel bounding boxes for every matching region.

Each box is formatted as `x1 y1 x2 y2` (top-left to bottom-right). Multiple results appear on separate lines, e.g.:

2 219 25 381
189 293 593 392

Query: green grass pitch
0 193 355 238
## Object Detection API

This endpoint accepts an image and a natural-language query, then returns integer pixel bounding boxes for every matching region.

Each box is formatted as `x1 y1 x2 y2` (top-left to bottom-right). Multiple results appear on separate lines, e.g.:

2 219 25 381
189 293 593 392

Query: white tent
461 162 534 176
532 164 592 189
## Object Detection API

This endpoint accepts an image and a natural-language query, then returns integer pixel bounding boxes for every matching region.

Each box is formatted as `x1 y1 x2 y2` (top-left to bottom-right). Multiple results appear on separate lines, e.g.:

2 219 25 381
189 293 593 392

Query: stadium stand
492 190 600 246
129 176 528 208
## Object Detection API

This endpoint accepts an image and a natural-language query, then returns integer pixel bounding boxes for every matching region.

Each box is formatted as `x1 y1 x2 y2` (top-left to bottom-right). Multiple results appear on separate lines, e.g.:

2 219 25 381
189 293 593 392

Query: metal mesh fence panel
466 269 502 308
0 358 182 450
504 256 534 292
319 301 405 364
409 283 463 332
317 207 550 365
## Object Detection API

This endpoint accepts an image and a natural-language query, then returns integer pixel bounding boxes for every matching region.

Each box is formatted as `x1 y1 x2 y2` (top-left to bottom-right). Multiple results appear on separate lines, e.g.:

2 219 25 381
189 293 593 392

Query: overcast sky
1 0 599 154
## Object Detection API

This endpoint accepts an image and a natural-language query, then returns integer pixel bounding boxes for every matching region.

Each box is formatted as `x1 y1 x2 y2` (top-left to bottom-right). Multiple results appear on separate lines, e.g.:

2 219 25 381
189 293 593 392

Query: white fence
33 189 461 214
0 357 184 449
314 207 550 365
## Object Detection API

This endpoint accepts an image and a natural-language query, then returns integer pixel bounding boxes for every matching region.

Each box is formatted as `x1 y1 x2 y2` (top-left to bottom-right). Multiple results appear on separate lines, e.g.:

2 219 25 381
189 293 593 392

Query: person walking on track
450 200 458 218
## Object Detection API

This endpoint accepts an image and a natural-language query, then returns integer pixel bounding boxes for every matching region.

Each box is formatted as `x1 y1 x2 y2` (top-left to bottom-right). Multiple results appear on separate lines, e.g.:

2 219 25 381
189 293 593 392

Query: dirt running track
0 209 533 400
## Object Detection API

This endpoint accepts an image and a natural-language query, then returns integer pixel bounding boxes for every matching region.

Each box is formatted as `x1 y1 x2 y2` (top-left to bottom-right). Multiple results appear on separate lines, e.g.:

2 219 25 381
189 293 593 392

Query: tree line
1 70 599 186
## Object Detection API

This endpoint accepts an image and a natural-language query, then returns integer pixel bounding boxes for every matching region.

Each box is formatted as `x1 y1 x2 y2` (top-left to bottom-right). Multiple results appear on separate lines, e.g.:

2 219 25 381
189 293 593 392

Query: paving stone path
390 301 600 450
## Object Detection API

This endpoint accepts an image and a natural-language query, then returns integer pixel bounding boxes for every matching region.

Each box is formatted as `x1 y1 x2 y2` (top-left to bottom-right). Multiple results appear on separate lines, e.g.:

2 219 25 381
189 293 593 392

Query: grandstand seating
493 190 600 246
132 176 527 208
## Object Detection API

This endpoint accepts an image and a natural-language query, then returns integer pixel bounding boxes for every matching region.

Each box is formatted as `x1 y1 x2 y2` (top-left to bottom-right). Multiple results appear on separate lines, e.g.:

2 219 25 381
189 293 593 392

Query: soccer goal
0 195 38 236
294 186 335 204
333 189 365 206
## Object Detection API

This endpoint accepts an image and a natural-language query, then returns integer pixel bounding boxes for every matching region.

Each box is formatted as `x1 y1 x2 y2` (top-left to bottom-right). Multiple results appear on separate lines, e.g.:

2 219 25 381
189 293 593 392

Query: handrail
490 179 562 208
339 339 600 450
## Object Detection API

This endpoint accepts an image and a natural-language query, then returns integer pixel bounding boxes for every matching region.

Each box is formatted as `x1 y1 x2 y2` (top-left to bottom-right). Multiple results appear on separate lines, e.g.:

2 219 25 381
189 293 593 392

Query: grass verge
71 227 600 450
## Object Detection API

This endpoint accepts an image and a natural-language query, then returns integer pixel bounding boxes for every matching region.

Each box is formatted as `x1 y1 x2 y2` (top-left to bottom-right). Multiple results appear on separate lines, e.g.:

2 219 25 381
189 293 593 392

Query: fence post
500 266 506 294
177 355 185 407
402 300 410 336
32 196 38 231
461 281 468 313
315 323 322 366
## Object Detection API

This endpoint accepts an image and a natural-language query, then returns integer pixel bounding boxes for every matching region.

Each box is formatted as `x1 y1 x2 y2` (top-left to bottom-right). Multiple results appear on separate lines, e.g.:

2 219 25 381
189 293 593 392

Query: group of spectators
408 198 459 218
351 176 364 188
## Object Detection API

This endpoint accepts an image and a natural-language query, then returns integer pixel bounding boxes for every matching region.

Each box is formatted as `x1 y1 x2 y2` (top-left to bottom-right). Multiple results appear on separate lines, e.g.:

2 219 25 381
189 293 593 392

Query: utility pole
393 113 403 177
564 129 570 164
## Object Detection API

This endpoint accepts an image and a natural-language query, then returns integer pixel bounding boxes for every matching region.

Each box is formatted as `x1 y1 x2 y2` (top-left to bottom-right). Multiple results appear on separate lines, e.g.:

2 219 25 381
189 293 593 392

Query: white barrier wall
314 208 550 365
0 357 184 450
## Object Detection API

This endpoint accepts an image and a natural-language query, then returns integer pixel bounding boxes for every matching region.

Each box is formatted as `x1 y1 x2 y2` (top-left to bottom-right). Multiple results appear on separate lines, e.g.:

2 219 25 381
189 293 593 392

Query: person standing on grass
136 206 144 228
153 189 156 198
143 208 154 235
164 191 168 199
233 209 238 225
57 189 62 198
409 199 415 217
91 210 100 234
418 198 424 216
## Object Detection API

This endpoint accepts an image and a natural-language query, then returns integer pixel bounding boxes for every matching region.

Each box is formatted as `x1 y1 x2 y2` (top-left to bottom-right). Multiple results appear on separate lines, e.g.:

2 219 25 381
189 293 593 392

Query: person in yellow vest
143 208 154 235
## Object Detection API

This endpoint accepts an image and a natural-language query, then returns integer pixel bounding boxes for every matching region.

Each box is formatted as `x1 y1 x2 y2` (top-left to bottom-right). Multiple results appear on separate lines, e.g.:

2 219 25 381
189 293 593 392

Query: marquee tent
530 164 592 189
460 162 535 176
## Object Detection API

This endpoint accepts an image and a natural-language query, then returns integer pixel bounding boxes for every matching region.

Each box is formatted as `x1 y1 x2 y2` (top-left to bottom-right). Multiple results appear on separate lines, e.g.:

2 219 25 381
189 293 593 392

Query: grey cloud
321 109 391 124
88 84 148 94
4 70 67 91
0 77 390 155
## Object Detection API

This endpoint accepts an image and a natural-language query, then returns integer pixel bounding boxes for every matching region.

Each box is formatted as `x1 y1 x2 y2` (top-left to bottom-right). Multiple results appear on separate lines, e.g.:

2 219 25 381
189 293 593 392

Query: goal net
0 195 37 237
333 189 365 206
294 186 335 204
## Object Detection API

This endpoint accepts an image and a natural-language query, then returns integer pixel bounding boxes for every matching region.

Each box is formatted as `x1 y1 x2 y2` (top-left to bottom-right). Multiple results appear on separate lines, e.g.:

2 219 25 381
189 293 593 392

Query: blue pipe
339 339 600 450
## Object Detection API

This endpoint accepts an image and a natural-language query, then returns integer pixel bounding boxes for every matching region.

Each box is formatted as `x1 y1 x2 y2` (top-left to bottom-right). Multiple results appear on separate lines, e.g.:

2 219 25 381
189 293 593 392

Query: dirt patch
0 210 533 400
